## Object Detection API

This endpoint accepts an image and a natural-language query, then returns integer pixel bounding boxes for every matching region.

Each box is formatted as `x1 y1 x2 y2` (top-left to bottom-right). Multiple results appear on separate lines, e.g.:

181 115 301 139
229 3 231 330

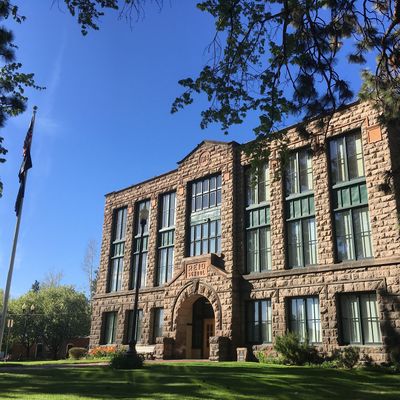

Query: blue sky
0 1 258 297
0 1 369 297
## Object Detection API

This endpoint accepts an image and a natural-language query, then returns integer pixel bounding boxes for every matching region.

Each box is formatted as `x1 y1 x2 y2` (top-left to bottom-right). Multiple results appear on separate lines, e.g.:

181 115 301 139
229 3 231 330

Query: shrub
320 360 340 369
255 350 284 364
274 333 315 365
339 346 360 369
109 351 144 370
68 347 87 360
87 345 118 358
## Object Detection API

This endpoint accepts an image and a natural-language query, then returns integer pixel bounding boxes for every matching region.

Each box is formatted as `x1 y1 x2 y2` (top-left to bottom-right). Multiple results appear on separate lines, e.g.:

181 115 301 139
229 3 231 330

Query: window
108 207 127 292
289 297 321 344
152 308 164 343
157 193 176 285
339 293 381 345
330 132 373 261
189 175 222 256
131 200 150 289
191 175 222 212
102 312 118 344
246 300 272 344
124 309 143 344
285 149 317 268
245 164 271 273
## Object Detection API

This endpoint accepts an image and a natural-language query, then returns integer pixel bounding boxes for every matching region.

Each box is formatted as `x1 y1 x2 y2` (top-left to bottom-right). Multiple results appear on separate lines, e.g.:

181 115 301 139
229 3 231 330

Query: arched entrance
175 294 215 359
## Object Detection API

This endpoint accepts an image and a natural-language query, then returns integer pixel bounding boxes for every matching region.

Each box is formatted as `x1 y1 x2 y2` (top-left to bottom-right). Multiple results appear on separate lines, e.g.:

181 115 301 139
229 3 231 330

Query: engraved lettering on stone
186 262 208 278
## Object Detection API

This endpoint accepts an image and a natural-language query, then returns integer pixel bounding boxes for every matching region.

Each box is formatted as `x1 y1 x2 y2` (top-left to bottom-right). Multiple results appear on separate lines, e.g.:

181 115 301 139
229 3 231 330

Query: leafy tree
8 290 42 359
38 286 90 359
3 0 400 187
52 2 400 138
7 285 90 360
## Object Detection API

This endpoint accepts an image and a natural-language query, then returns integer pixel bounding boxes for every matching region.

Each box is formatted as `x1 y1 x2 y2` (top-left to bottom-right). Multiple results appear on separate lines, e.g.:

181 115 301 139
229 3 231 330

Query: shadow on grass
0 363 399 400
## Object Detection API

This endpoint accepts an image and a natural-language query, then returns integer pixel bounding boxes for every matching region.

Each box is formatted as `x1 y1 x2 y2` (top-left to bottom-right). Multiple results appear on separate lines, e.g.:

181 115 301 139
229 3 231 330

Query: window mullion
343 136 349 182
350 208 358 261
357 296 365 345
300 219 305 267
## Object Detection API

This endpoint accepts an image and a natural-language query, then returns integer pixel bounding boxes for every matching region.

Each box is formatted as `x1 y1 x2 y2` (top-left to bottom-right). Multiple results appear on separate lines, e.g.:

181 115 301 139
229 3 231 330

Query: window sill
242 256 400 281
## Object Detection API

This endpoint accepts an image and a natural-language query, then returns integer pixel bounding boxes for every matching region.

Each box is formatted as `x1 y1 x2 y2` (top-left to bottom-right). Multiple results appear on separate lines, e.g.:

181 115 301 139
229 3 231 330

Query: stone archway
171 280 222 359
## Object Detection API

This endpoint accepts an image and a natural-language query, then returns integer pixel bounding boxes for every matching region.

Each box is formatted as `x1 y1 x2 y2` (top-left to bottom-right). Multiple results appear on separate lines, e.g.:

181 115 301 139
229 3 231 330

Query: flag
15 109 36 216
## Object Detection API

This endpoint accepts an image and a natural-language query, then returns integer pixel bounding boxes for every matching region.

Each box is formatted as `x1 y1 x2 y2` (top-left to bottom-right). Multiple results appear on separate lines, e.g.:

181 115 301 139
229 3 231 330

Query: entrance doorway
192 297 215 359
175 295 215 359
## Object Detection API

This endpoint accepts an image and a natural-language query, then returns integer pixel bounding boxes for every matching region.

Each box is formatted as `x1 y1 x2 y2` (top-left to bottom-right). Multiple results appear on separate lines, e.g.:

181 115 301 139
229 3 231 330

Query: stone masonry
90 101 400 363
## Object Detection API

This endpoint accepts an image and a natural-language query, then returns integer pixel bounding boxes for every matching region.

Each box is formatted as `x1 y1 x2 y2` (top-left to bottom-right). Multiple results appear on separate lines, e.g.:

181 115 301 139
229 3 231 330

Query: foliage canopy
7 285 90 359
1 0 400 189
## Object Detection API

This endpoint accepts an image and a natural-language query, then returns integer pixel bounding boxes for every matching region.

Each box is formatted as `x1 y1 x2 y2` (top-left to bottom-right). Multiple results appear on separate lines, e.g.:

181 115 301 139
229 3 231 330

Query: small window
245 164 271 273
124 309 143 344
152 308 164 343
131 200 150 289
285 149 317 268
102 312 118 344
339 293 381 345
191 175 222 212
288 297 321 344
189 175 222 257
108 208 127 292
157 193 176 285
329 132 373 262
246 300 272 344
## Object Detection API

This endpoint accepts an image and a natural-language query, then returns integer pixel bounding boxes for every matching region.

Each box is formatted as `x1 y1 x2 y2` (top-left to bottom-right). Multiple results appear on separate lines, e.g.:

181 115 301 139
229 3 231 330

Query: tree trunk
25 339 30 359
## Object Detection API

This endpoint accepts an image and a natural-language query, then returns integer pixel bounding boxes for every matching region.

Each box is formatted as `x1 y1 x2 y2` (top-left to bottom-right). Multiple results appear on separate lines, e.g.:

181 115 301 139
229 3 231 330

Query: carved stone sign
186 261 209 279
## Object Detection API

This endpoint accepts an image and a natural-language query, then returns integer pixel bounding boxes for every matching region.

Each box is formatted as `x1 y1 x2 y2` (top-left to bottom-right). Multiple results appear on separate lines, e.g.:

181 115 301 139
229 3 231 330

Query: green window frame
131 200 150 289
329 132 373 262
102 311 118 344
152 308 164 343
108 207 127 292
339 293 381 345
157 193 176 285
246 299 272 344
285 149 317 268
245 164 271 273
189 174 222 256
191 174 222 212
124 309 143 344
288 297 321 344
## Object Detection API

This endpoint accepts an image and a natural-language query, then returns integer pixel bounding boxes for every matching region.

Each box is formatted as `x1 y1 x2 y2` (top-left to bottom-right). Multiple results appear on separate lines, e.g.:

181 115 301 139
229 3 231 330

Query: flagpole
0 106 37 358
0 177 27 357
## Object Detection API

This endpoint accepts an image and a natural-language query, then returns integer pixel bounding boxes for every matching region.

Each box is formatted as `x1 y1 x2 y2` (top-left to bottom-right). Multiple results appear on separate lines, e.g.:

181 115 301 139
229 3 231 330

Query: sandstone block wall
91 102 400 363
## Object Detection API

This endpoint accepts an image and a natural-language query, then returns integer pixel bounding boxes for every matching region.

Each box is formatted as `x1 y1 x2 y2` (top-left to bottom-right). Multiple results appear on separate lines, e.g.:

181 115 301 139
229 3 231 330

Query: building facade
90 102 400 363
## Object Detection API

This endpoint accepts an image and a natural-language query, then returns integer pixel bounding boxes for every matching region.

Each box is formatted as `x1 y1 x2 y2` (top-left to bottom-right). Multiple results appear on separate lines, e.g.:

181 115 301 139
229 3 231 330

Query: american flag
15 108 36 216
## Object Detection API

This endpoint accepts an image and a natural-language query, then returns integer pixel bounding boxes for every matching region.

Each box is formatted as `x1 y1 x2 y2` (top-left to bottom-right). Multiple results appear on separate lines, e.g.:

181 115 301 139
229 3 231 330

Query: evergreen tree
0 1 41 197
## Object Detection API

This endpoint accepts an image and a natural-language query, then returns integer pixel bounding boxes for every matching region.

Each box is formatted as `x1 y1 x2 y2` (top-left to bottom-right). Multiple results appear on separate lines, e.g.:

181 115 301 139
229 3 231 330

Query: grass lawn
0 358 109 367
0 362 399 400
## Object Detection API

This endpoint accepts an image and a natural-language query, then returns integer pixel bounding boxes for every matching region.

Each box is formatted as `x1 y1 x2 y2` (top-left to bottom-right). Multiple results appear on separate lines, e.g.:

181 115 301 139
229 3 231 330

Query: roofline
177 140 239 164
105 167 178 197
242 100 363 148
105 100 365 197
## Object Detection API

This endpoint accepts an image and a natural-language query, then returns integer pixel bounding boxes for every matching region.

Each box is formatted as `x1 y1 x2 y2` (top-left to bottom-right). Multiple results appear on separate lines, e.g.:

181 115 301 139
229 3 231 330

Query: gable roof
177 140 239 165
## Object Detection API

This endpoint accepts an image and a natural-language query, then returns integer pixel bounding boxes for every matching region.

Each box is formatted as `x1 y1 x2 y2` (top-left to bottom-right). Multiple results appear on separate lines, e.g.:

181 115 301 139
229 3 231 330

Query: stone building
90 101 400 363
